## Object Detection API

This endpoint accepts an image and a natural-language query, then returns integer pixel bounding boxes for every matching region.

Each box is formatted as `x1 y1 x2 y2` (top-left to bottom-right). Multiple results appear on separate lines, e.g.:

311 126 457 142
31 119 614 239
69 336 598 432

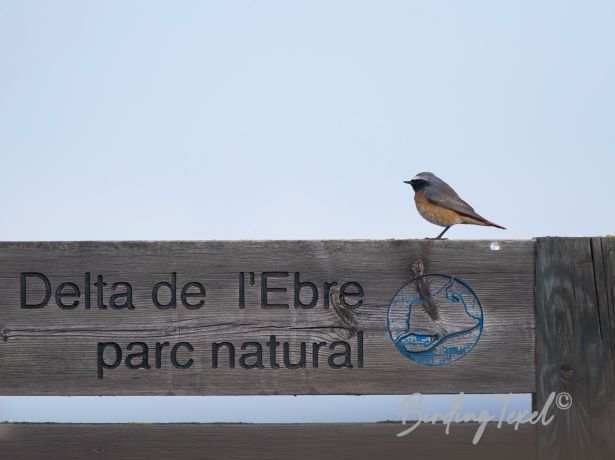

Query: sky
0 0 613 422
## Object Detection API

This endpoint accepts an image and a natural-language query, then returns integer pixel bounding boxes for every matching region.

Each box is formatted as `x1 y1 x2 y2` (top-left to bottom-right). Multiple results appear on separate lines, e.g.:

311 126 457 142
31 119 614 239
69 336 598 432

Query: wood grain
535 237 615 459
0 240 535 395
0 422 537 460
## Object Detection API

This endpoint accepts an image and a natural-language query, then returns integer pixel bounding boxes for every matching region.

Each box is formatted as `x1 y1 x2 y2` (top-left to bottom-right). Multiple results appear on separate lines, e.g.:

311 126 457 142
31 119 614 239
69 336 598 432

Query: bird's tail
482 220 506 230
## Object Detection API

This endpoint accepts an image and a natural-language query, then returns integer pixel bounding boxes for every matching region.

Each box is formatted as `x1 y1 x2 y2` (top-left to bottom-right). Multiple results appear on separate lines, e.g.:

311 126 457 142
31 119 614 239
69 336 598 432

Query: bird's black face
404 179 428 192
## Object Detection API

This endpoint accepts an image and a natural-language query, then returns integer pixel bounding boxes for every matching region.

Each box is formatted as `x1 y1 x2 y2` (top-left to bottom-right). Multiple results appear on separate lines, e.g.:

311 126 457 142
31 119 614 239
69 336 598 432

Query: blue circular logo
387 274 483 366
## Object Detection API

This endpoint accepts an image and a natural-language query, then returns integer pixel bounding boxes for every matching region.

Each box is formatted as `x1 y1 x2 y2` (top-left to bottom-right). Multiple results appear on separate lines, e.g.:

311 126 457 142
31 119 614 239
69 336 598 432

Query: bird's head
404 172 435 192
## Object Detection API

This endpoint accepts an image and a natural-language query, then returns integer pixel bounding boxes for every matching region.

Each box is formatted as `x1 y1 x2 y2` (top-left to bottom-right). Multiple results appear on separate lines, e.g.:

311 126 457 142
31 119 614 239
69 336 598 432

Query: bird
404 172 505 239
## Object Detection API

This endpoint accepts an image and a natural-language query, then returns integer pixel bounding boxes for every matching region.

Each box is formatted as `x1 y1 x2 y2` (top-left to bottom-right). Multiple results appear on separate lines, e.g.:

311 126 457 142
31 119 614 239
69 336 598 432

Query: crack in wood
0 323 355 340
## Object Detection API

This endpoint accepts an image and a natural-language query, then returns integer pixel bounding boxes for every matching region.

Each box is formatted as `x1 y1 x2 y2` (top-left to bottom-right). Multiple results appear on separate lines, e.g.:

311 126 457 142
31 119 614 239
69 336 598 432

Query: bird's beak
403 180 413 185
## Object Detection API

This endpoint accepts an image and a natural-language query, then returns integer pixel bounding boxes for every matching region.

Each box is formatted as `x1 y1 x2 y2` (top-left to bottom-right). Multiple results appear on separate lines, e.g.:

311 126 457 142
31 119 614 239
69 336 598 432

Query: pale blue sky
1 1 613 241
0 1 613 422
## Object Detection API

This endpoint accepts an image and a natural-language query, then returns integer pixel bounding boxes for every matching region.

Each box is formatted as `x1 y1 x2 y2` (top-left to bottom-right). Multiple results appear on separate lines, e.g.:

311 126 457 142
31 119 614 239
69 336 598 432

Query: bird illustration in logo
404 172 505 239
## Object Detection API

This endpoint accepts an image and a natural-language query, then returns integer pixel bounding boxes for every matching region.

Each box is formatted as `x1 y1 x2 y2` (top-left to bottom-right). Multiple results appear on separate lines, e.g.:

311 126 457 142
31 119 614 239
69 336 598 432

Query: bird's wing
424 185 486 221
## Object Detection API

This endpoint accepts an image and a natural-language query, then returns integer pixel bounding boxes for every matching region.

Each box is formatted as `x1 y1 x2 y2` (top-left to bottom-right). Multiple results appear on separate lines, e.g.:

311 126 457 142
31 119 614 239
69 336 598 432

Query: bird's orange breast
414 191 463 227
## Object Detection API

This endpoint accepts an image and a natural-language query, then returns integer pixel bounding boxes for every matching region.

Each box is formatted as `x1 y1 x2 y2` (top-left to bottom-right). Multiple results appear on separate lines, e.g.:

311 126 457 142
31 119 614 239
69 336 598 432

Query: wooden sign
0 240 534 395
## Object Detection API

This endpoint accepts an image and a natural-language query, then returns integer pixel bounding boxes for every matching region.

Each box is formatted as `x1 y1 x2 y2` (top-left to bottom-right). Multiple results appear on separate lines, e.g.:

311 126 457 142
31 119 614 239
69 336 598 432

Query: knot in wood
410 258 439 322
560 364 574 383
0 325 9 342
330 288 357 337
411 258 425 277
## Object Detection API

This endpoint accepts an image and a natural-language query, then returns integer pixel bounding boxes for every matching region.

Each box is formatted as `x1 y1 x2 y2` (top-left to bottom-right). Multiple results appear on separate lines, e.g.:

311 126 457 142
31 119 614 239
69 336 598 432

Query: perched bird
404 172 505 239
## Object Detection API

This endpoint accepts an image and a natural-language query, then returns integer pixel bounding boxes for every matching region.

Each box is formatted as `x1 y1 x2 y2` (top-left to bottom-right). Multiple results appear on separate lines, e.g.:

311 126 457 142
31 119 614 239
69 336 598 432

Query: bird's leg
433 226 451 240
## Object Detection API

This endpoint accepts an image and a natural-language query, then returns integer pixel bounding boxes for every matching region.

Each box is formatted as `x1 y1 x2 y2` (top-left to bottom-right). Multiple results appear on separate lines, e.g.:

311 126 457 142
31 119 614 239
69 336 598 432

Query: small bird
404 172 505 239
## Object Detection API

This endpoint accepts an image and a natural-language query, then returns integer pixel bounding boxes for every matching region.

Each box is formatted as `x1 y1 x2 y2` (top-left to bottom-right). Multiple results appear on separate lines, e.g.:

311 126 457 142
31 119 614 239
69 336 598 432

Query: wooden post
536 237 615 459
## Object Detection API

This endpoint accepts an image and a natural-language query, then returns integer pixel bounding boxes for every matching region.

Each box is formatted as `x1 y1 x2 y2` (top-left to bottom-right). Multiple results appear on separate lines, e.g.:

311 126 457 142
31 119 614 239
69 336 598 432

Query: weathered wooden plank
0 422 537 460
592 237 615 441
0 240 535 395
535 237 615 459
